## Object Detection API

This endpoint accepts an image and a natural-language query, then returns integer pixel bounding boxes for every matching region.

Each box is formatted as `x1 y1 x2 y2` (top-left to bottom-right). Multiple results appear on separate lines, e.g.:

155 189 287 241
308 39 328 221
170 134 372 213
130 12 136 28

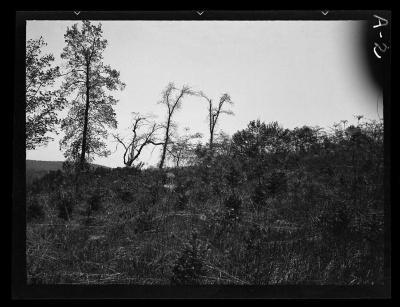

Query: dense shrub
251 183 268 211
115 185 134 203
265 170 287 196
93 166 110 176
84 189 104 224
224 193 242 221
54 191 75 221
224 161 242 189
352 211 384 246
134 209 154 234
28 179 43 194
312 202 354 244
37 169 65 191
171 231 210 285
173 179 191 210
87 192 102 213
27 196 45 223
62 160 84 174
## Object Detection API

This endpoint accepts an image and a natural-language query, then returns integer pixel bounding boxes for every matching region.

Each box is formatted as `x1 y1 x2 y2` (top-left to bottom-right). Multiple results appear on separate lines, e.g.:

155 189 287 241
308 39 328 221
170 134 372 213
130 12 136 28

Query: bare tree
158 83 195 169
198 92 234 150
167 129 203 167
113 113 163 167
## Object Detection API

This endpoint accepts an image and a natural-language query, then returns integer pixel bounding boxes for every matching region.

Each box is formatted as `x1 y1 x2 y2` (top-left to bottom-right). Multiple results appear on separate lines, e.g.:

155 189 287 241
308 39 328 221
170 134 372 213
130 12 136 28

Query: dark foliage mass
26 37 66 150
59 21 125 167
26 118 384 285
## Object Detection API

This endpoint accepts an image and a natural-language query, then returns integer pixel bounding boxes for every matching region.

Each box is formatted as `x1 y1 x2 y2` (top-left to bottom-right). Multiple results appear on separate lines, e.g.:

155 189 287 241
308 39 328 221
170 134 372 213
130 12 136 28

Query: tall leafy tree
26 37 66 150
59 21 125 168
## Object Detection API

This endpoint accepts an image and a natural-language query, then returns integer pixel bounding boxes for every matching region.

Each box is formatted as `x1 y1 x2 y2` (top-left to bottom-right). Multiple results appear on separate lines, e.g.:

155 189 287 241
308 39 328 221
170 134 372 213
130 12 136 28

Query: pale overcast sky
26 20 381 168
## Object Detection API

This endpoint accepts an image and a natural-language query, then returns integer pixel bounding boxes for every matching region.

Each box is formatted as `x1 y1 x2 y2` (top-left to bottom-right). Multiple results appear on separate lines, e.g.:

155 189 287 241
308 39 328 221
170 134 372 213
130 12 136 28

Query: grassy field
26 120 385 285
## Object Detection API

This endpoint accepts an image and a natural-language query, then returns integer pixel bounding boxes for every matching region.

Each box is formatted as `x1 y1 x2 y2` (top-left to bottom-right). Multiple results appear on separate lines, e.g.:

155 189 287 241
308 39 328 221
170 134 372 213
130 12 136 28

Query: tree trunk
125 159 133 167
159 117 170 169
209 127 214 150
80 62 90 170
209 101 213 151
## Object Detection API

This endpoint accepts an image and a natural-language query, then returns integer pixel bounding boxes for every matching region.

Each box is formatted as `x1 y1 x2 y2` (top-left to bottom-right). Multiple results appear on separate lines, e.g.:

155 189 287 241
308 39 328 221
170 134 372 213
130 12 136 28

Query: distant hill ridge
26 160 111 185
26 159 110 171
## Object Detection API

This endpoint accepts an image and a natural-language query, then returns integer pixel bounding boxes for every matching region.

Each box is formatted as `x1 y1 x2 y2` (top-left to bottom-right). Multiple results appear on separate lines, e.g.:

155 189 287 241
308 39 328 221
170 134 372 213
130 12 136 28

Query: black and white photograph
13 10 391 299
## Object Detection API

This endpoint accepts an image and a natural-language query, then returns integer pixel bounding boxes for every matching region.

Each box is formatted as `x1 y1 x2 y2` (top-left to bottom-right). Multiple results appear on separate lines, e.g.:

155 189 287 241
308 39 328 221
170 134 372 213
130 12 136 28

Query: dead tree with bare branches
198 92 234 151
158 83 195 169
113 113 163 168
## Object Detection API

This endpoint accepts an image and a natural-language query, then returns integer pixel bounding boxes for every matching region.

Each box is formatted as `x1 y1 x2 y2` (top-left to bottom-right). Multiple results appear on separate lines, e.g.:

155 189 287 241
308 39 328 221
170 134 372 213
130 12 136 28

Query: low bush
87 190 103 213
313 202 353 244
171 231 210 285
224 193 242 221
27 196 45 223
265 169 287 196
134 210 154 234
53 191 75 221
115 186 134 203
